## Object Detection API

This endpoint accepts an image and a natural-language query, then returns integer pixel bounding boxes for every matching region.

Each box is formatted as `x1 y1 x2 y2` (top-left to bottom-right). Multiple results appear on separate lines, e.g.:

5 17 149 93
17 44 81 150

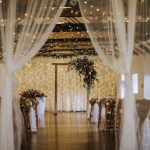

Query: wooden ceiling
38 0 92 58
38 0 150 57
0 0 149 61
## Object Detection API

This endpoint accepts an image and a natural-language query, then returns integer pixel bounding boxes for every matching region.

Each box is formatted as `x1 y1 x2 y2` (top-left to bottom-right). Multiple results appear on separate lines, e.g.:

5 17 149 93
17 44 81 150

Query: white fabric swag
78 0 138 150
57 65 87 112
0 0 66 150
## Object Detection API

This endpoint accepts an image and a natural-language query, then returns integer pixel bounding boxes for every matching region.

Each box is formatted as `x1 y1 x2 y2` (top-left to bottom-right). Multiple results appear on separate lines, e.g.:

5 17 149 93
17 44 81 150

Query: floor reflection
22 112 116 150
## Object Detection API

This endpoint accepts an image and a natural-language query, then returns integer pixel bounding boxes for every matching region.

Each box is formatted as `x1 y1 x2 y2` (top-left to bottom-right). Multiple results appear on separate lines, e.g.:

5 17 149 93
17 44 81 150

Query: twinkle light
75 11 79 15
15 56 118 110
102 12 106 16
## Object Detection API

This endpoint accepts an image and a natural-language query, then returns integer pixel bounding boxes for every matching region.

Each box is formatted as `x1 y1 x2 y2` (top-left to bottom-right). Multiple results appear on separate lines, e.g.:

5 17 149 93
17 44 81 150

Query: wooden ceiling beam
46 38 91 43
39 48 96 52
53 23 86 32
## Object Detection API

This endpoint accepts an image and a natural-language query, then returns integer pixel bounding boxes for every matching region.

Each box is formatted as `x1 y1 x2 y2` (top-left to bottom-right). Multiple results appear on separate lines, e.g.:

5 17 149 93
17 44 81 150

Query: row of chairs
89 98 121 131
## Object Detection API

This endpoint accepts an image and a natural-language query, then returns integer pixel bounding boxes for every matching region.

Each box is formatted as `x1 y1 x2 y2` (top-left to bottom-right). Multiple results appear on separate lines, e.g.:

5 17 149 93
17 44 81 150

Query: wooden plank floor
22 112 116 150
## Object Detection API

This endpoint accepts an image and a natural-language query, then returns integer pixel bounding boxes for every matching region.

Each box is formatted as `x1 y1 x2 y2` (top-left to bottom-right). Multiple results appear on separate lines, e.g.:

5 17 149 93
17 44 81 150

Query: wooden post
52 63 69 115
87 88 90 110
54 65 58 115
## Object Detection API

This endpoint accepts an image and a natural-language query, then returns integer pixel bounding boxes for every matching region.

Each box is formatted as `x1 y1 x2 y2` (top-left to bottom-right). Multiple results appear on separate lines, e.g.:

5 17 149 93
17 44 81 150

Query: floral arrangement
36 48 97 59
20 89 46 99
68 57 98 90
89 98 98 106
20 98 33 112
20 89 46 110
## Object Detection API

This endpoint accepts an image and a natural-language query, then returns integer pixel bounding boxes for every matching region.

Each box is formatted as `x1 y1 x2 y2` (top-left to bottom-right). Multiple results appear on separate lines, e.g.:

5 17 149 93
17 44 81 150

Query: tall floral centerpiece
20 89 46 111
68 57 97 104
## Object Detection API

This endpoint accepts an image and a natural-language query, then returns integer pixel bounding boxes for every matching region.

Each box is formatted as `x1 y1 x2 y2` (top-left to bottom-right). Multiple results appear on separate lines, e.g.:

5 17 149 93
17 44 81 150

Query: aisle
23 112 115 150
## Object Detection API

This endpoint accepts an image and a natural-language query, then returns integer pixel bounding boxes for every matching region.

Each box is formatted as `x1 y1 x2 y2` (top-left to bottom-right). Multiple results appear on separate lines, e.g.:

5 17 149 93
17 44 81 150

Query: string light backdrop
15 56 117 112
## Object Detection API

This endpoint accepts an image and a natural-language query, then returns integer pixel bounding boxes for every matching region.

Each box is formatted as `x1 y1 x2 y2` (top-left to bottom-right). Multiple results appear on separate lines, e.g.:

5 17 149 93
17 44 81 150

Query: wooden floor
22 112 116 150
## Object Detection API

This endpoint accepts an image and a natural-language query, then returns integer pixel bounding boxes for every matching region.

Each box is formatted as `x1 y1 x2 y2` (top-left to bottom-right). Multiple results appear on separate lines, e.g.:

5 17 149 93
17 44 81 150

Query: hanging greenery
67 57 98 90
36 48 97 59
20 89 46 99
20 89 47 111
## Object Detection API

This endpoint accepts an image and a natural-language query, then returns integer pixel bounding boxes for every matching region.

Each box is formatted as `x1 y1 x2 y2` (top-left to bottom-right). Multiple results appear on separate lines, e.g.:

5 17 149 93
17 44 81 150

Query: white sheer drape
90 102 99 126
37 97 46 119
0 0 66 150
57 65 87 112
15 56 117 112
29 107 37 132
78 0 138 149
140 110 150 150
99 103 106 131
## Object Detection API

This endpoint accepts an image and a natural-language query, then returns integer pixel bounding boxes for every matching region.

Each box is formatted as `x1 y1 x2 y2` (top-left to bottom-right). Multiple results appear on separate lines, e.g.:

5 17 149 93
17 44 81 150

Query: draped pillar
0 0 67 149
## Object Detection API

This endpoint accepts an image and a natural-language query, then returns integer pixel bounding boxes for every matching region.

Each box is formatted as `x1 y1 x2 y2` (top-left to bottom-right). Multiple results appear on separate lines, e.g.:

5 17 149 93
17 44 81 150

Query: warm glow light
15 56 118 111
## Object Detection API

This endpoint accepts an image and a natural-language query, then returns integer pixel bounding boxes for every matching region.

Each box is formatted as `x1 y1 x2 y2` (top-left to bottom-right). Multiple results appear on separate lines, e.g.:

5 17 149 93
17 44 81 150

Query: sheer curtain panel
0 0 66 150
78 0 139 150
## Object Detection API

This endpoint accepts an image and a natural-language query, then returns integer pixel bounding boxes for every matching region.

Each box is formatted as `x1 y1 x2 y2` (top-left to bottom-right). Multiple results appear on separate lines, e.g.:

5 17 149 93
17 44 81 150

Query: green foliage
68 57 98 90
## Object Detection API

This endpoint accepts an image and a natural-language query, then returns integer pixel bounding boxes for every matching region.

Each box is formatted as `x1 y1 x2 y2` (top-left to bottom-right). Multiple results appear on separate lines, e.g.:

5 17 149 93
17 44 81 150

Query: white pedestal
37 97 46 120
29 107 37 132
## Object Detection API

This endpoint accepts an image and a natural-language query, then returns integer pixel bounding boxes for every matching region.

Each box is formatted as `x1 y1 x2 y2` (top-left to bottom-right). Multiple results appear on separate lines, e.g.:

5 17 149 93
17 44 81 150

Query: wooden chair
105 99 116 131
20 99 32 143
